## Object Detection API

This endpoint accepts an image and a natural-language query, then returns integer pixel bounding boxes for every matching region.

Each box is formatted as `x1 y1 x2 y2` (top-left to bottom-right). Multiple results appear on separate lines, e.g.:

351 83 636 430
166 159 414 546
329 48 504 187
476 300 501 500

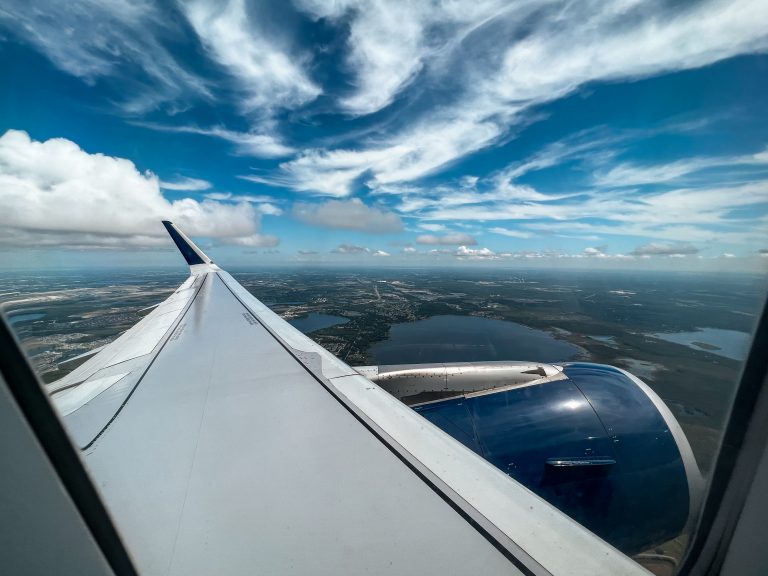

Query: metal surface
355 362 564 405
407 363 699 555
0 372 116 576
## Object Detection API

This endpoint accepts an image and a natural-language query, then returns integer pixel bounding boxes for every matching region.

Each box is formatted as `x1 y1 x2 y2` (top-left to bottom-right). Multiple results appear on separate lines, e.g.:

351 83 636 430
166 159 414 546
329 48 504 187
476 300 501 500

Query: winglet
162 221 213 267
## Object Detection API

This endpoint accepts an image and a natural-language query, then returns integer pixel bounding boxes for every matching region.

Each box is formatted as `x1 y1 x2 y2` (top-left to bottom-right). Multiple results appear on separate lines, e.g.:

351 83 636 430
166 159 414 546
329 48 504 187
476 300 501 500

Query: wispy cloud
271 0 768 194
296 0 508 115
0 0 212 113
133 122 295 158
181 0 320 114
592 148 768 188
160 176 212 191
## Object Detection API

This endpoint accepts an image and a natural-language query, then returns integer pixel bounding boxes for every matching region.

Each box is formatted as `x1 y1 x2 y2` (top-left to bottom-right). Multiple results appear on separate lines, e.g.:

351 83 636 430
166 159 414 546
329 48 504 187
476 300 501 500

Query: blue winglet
162 221 212 267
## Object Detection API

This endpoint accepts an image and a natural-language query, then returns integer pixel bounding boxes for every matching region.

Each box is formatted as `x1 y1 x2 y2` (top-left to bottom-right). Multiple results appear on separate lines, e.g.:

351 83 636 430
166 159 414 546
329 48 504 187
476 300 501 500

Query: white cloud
254 203 283 217
372 250 390 257
203 192 234 201
292 198 403 233
160 176 212 191
0 130 277 248
134 122 294 158
181 0 320 114
455 245 496 260
416 233 477 246
583 246 607 257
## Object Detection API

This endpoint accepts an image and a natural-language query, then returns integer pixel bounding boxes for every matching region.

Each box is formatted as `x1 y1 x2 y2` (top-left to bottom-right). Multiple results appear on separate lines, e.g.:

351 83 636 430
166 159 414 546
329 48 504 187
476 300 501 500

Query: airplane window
1 2 766 575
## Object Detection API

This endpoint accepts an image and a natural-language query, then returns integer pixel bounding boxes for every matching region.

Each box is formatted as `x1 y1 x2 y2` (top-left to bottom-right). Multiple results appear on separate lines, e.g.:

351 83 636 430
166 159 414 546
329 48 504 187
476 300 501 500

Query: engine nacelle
357 361 703 555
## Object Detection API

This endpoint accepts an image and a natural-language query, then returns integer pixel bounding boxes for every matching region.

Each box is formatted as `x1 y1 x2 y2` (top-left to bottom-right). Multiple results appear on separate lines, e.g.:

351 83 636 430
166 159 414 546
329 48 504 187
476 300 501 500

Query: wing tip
162 220 212 267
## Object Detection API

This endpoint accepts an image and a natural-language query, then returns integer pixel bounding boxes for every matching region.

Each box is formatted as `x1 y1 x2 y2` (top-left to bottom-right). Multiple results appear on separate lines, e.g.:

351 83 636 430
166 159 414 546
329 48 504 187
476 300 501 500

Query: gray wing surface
48 222 646 576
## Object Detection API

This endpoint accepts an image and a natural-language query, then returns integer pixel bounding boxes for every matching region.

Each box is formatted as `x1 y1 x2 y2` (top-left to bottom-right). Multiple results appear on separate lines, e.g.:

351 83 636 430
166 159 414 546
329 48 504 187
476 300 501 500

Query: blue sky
1 0 767 270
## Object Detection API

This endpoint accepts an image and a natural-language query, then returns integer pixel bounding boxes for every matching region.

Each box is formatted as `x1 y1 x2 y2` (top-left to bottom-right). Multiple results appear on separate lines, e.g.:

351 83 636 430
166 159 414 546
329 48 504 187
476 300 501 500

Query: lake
288 312 349 334
649 327 752 361
6 312 46 325
369 314 583 365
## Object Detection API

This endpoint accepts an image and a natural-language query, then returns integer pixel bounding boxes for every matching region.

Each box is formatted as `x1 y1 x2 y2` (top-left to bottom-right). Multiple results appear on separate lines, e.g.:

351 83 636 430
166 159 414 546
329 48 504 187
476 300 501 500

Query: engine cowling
358 361 703 555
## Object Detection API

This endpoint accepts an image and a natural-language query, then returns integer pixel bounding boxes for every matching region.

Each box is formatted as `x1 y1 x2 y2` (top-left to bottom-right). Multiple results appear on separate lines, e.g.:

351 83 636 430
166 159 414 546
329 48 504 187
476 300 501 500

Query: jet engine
355 361 703 555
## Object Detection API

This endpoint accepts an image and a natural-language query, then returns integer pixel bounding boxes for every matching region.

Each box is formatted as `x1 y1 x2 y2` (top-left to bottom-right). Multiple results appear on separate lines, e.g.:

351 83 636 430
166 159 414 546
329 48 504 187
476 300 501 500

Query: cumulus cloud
583 246 607 257
416 233 477 246
0 130 277 248
292 198 403 233
631 243 699 257
372 250 390 257
455 245 496 259
160 176 212 191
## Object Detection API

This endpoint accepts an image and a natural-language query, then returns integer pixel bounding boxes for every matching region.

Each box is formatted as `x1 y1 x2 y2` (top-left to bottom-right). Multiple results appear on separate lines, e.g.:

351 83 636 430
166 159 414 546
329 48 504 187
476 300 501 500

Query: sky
1 0 767 271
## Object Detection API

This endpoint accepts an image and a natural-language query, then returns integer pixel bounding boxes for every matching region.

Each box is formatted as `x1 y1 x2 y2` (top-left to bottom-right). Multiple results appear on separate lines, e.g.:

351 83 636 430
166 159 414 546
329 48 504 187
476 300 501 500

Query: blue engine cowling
413 363 702 555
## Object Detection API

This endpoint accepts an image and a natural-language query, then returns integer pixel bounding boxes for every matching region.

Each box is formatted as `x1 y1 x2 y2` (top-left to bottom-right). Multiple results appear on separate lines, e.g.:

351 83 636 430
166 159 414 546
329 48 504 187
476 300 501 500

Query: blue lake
369 315 583 365
288 313 349 334
649 327 751 361
6 312 45 325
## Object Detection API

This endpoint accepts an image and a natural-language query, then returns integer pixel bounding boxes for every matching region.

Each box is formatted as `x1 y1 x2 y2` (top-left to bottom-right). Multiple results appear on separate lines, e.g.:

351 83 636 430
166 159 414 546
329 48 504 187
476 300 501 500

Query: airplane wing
46 221 647 576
